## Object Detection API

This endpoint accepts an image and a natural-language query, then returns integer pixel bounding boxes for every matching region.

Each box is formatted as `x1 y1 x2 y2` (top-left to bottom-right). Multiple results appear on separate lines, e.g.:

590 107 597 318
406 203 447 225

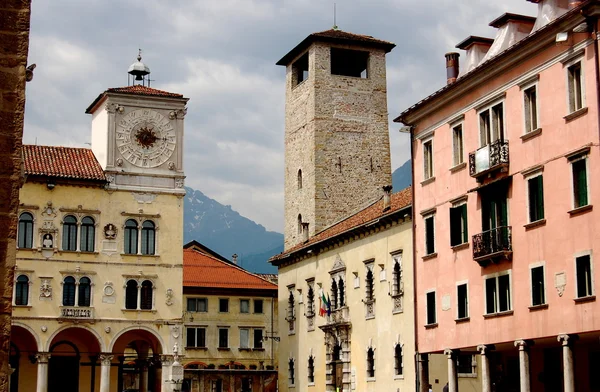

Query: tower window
366 347 375 378
298 214 303 235
297 169 303 190
331 48 369 78
394 344 403 376
292 52 309 87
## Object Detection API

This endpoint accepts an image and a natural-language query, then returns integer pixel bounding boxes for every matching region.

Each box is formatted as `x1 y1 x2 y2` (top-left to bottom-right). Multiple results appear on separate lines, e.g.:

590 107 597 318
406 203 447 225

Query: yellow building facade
10 65 189 392
271 188 415 392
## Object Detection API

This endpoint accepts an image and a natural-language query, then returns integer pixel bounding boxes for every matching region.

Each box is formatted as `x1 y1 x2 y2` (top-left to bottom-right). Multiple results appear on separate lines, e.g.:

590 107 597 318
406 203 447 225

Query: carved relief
102 282 116 304
103 224 117 240
175 178 184 188
39 278 52 300
105 103 124 114
132 192 156 204
116 158 123 167
168 161 176 170
165 288 174 306
555 272 566 297
105 174 115 184
41 202 57 218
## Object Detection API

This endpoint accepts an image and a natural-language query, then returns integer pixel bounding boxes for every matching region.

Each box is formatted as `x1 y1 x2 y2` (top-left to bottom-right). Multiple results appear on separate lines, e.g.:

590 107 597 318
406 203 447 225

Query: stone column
514 340 531 392
99 354 113 392
558 334 576 392
417 353 430 392
444 349 458 392
477 345 493 392
138 360 148 392
35 353 51 392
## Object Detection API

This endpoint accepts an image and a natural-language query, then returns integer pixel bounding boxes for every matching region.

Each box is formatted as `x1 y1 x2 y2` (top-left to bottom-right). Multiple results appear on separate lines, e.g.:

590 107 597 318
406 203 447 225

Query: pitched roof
23 145 106 181
183 247 277 291
85 85 186 113
277 29 396 66
270 186 412 263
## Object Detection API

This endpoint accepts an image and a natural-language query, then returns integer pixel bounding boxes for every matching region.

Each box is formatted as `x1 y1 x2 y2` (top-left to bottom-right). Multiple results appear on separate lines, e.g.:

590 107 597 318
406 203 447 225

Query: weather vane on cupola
127 49 151 87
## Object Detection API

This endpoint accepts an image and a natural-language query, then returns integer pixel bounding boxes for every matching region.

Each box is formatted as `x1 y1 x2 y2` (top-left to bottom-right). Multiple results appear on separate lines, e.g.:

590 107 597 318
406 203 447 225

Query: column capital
160 354 174 366
514 339 532 351
444 348 458 358
35 352 51 364
99 354 114 366
557 334 578 346
477 344 495 355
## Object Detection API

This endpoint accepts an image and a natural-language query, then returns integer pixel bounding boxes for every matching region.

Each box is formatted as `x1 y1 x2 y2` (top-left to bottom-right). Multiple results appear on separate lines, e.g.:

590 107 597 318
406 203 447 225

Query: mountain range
183 160 411 273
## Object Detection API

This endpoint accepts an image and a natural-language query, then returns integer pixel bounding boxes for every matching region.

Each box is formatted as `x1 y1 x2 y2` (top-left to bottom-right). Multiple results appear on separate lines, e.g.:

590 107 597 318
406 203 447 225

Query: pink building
396 1 600 392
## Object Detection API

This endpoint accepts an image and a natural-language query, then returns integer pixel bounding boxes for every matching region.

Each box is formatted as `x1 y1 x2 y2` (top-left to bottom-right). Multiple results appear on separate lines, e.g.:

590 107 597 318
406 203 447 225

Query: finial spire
137 48 142 62
333 3 338 30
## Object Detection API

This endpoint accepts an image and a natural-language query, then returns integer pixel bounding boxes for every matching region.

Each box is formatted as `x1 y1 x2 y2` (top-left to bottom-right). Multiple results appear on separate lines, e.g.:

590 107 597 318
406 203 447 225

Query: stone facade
0 1 31 392
282 39 392 250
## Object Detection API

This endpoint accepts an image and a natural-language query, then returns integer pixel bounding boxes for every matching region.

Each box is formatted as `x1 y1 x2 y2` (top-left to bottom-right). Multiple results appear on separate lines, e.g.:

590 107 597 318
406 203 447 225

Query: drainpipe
593 20 600 147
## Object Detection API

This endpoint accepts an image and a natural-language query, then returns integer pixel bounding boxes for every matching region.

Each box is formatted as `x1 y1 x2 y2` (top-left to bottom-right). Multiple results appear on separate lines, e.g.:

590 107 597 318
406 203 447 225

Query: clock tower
85 52 188 195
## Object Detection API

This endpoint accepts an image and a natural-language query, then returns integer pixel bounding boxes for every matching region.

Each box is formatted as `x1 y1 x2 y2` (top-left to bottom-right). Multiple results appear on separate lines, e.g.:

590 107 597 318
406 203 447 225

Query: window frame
570 155 590 209
529 262 546 307
522 81 540 134
288 358 295 386
366 347 376 379
62 276 77 306
478 99 505 148
253 299 264 314
457 354 477 377
14 274 31 306
219 298 229 313
17 212 35 249
240 299 250 314
253 329 263 349
484 270 513 315
187 297 208 313
424 213 436 255
423 137 434 181
574 251 594 299
124 219 139 255
452 122 464 167
62 215 78 251
239 328 250 349
218 328 229 349
307 355 315 384
140 220 156 255
186 326 206 348
80 216 96 252
526 171 545 223
426 290 437 325
394 343 403 377
566 57 585 114
450 202 468 247
456 281 469 320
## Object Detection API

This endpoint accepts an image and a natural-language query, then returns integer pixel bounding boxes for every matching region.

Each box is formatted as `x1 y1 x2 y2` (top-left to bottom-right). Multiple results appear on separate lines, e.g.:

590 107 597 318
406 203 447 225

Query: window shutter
537 176 544 219
461 204 468 243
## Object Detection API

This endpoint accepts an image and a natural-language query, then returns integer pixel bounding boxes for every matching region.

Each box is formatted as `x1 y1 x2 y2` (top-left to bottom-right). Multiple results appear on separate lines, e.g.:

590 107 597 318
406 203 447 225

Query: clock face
116 109 176 168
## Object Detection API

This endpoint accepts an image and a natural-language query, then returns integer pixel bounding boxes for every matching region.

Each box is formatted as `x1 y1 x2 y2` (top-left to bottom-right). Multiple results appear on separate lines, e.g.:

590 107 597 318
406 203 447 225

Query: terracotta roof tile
105 85 184 98
271 187 412 261
183 248 277 290
277 29 395 65
23 145 105 181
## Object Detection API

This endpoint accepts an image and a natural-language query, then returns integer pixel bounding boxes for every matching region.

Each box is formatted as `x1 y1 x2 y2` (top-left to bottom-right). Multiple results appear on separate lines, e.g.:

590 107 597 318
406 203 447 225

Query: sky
24 0 536 233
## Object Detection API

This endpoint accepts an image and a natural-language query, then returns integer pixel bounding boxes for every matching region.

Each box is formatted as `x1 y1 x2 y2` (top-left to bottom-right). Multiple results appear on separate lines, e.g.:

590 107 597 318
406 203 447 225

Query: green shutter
461 204 468 243
537 176 545 219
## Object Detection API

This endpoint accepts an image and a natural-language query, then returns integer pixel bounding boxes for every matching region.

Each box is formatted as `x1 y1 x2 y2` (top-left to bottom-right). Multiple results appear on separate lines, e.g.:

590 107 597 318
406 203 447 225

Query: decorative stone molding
103 224 117 240
105 103 124 114
514 339 530 351
165 288 174 306
557 334 578 346
169 108 187 119
39 278 52 300
175 178 185 188
477 344 494 355
132 192 157 204
35 352 51 364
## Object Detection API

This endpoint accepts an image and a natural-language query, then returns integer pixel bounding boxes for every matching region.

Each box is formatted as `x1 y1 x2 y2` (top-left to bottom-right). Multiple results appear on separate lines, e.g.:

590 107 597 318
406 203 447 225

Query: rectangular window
186 327 206 348
485 272 512 314
457 354 475 375
452 124 464 166
241 378 252 392
423 139 434 180
240 328 249 349
218 328 229 348
568 61 584 113
531 265 546 306
524 84 539 133
450 203 468 246
219 298 229 313
457 283 469 319
211 380 223 392
426 291 436 325
187 297 207 312
424 214 435 255
253 329 263 349
240 299 250 313
528 174 545 222
254 299 264 314
331 48 369 78
479 102 504 147
292 52 309 87
576 254 593 298
572 158 589 208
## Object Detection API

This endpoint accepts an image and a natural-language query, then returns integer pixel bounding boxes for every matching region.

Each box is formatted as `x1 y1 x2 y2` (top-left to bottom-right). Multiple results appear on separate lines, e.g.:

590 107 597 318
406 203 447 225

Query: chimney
232 254 238 265
456 36 494 76
302 222 309 242
445 52 460 85
382 185 393 211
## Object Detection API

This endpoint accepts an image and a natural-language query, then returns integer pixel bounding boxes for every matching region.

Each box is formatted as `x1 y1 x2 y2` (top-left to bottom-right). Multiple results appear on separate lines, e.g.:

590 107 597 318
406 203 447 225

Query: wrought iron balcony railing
472 226 512 265
469 140 509 178
59 306 94 319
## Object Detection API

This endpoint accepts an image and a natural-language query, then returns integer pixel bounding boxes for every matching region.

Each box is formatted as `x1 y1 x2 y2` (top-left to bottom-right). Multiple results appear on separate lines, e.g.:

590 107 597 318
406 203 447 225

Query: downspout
593 18 600 146
410 126 420 392
271 293 275 368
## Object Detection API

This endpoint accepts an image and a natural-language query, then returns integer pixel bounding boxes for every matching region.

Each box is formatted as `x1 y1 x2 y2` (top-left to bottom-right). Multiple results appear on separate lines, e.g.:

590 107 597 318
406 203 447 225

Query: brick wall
0 1 31 391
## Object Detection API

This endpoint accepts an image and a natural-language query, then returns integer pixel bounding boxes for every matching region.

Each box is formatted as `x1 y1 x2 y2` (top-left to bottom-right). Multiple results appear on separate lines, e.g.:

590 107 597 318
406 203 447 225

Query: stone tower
277 29 395 250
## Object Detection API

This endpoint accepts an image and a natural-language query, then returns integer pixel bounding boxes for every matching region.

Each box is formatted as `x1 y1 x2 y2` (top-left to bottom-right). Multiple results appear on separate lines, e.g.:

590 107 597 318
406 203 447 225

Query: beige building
181 241 278 392
10 59 188 392
271 188 414 392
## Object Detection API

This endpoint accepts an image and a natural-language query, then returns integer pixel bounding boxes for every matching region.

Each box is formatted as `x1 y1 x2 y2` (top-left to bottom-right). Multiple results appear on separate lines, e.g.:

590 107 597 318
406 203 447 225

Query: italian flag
319 290 328 317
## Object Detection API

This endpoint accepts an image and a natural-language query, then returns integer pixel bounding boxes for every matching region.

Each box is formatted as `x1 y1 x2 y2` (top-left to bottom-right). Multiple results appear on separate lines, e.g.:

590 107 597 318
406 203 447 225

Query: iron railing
469 140 509 177
472 226 512 260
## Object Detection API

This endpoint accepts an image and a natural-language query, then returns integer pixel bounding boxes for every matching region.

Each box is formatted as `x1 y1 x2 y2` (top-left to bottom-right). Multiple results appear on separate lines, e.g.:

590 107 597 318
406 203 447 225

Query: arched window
78 277 91 307
140 280 153 310
331 279 338 310
141 220 155 255
338 278 345 307
287 291 295 319
15 275 29 305
297 169 303 190
307 356 315 383
365 269 374 301
297 214 303 235
62 215 77 251
62 276 76 306
80 216 95 252
124 219 138 255
393 260 402 295
394 344 403 376
332 344 341 361
18 212 34 249
306 286 315 316
367 347 375 378
288 358 295 386
125 280 138 309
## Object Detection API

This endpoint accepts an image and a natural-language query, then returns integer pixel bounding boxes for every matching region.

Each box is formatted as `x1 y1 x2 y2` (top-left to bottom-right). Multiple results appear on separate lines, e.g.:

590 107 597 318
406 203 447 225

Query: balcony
472 226 512 266
326 306 350 326
469 140 509 180
59 306 94 319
